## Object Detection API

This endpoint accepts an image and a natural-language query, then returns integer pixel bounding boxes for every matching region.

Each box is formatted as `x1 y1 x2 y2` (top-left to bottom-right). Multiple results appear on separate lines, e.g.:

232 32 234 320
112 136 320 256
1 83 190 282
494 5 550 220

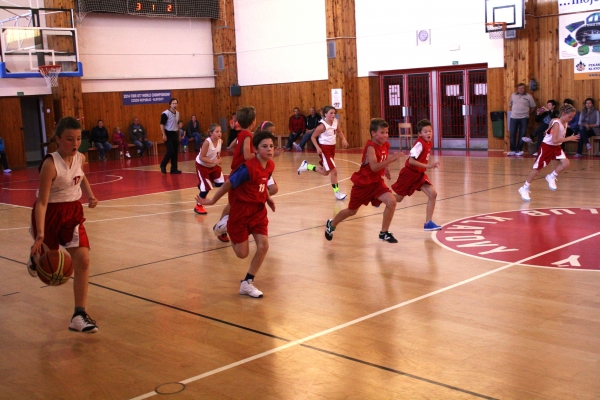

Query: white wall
76 14 215 92
234 0 328 86
355 0 503 76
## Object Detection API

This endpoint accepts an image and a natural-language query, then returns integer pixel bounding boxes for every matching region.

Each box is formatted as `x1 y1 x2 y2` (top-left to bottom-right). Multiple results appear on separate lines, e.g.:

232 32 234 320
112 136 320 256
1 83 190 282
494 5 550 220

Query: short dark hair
97 119 103 124
369 118 388 134
236 106 256 129
253 130 275 148
547 100 558 107
169 98 178 106
322 105 336 115
584 97 595 105
564 98 575 106
416 119 432 133
516 83 526 89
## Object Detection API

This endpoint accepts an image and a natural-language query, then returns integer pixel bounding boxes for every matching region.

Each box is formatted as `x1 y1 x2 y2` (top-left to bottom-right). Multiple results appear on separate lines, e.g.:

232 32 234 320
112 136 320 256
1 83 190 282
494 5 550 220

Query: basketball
37 249 73 286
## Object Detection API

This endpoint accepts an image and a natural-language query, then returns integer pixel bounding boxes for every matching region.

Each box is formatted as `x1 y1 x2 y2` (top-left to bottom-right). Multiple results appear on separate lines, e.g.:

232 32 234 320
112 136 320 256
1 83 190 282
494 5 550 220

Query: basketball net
486 22 506 40
39 65 62 88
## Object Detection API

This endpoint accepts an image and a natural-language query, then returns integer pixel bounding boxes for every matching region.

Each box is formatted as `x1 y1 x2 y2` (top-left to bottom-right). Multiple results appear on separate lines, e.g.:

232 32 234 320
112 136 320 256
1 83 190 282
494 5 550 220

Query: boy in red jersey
391 119 441 231
324 118 402 243
198 131 276 298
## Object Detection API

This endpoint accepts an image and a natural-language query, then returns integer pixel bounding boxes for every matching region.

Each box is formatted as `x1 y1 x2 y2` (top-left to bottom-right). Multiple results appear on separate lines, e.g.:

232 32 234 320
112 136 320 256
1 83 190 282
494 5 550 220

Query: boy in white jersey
297 105 349 200
28 116 99 333
518 104 580 201
194 123 225 214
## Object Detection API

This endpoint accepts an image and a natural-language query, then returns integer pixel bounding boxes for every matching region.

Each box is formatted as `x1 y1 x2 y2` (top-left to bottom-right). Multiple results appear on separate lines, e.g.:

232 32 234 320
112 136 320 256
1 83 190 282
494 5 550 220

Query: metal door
382 75 405 137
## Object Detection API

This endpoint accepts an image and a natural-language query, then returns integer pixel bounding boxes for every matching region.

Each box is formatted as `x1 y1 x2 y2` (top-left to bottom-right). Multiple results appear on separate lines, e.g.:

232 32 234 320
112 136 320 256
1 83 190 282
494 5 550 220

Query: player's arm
242 136 253 160
366 146 402 172
31 158 57 255
550 122 579 143
337 127 349 148
80 175 98 209
198 140 215 167
266 187 275 212
197 164 249 205
407 142 439 169
159 113 167 142
311 124 325 154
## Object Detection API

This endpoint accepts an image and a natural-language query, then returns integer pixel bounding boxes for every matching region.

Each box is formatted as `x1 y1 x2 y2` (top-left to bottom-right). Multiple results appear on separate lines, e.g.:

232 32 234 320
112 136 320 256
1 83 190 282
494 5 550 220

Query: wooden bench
590 136 600 156
85 142 156 161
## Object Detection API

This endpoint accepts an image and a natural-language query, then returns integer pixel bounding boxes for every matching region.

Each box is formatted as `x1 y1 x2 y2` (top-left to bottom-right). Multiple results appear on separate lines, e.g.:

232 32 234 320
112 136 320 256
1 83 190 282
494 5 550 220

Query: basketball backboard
0 6 82 78
485 0 525 32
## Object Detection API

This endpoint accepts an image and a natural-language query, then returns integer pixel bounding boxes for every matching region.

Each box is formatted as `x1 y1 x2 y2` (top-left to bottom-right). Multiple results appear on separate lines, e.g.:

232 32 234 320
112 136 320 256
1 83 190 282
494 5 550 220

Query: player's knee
234 247 249 259
383 196 396 208
256 240 269 254
429 189 438 200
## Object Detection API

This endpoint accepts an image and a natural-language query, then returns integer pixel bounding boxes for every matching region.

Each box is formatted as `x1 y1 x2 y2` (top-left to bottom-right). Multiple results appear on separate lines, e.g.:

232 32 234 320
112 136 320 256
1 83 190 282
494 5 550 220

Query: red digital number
136 2 142 11
167 5 173 12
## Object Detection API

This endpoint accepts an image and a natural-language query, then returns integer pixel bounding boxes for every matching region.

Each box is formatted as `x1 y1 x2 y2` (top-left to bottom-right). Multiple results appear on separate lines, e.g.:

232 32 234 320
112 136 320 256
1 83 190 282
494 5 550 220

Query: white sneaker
507 151 515 156
69 312 98 333
334 191 347 200
515 151 524 156
239 279 263 298
522 137 533 143
297 160 308 174
532 152 538 157
213 215 229 236
3 169 11 173
545 174 557 191
586 143 592 150
293 143 302 152
125 152 131 158
518 186 531 202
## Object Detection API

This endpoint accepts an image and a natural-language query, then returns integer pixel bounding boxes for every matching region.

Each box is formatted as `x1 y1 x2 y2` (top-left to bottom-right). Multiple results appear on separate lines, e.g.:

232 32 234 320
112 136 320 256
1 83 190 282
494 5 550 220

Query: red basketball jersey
231 129 254 172
230 157 275 206
351 140 390 186
405 137 432 173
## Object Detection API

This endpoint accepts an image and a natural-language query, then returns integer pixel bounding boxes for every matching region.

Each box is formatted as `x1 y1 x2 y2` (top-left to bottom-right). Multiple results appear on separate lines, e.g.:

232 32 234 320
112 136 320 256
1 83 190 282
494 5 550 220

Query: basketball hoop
485 22 507 40
39 65 62 87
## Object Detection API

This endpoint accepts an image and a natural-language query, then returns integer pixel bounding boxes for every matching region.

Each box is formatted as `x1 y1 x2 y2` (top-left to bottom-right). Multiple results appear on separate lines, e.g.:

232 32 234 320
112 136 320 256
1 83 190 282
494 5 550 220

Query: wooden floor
1 149 599 399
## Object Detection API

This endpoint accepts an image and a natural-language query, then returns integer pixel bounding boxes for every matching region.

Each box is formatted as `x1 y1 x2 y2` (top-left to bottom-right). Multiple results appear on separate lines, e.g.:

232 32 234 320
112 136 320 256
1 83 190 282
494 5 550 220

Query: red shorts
533 143 565 170
348 180 391 210
196 163 224 192
30 201 90 250
228 203 268 244
391 167 431 197
319 144 336 171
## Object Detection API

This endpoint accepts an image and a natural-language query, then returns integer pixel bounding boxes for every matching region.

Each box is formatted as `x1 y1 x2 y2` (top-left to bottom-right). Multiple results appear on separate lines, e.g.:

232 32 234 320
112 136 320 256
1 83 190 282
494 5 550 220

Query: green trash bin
490 111 504 138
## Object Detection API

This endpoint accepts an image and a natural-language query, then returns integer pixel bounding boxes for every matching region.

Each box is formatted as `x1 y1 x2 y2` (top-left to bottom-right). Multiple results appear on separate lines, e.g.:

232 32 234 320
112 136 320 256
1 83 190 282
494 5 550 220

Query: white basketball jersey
543 119 566 146
318 118 338 145
196 138 222 166
37 152 84 203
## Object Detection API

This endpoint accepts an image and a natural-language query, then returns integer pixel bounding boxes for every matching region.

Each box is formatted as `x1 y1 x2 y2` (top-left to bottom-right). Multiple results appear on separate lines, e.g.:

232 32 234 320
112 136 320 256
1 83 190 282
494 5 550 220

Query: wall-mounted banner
331 88 342 109
559 0 600 14
574 56 600 80
123 91 171 105
559 10 600 59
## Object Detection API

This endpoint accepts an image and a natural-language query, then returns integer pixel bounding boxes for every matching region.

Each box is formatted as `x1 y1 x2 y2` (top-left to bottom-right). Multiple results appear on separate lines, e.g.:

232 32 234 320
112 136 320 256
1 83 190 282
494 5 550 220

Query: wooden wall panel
0 97 26 170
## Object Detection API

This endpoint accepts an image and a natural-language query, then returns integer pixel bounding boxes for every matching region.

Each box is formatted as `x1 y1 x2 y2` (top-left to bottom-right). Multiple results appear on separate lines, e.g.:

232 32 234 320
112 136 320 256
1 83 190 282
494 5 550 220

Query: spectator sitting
523 100 559 156
574 97 600 157
187 115 202 152
129 117 153 156
112 127 131 158
91 119 112 161
179 121 188 152
296 107 321 151
0 136 11 173
285 107 306 151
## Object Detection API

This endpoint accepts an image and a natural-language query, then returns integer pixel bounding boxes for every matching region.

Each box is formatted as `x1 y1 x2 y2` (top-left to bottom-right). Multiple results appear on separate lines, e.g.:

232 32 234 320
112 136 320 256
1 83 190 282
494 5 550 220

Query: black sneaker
171 170 182 174
379 231 398 243
69 312 98 333
325 219 335 241
160 167 167 174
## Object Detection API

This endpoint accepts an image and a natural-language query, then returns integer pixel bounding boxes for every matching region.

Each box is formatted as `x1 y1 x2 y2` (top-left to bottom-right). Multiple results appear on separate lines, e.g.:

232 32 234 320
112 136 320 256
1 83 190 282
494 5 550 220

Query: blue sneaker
424 221 442 231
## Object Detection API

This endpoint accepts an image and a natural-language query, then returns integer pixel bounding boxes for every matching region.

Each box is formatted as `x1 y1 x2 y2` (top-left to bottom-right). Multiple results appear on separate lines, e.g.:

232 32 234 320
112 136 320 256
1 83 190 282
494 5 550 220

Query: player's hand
31 238 44 256
385 169 392 180
390 152 403 161
342 139 349 149
216 158 222 165
162 134 167 142
274 148 284 157
572 134 580 142
429 161 440 169
88 196 98 208
196 195 214 205
316 147 323 155
266 197 275 212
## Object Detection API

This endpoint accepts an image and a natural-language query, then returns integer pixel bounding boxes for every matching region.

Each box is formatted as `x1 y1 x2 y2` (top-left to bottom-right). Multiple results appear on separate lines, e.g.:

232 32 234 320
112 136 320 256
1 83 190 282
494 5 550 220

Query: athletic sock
307 163 316 171
200 191 208 199
550 171 558 178
524 181 530 188
332 183 339 193
243 273 255 282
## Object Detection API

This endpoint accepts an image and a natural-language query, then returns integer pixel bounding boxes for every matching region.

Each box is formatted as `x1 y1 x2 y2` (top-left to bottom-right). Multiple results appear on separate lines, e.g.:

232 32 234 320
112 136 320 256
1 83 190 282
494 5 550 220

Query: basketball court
1 149 600 399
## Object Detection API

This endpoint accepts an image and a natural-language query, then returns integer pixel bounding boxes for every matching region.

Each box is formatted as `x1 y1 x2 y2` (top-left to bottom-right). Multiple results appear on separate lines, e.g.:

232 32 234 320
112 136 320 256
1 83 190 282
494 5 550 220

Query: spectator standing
296 107 321 151
0 136 11 172
574 97 600 157
160 98 182 174
129 117 153 156
285 107 306 151
187 115 202 152
91 120 112 161
508 83 536 156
